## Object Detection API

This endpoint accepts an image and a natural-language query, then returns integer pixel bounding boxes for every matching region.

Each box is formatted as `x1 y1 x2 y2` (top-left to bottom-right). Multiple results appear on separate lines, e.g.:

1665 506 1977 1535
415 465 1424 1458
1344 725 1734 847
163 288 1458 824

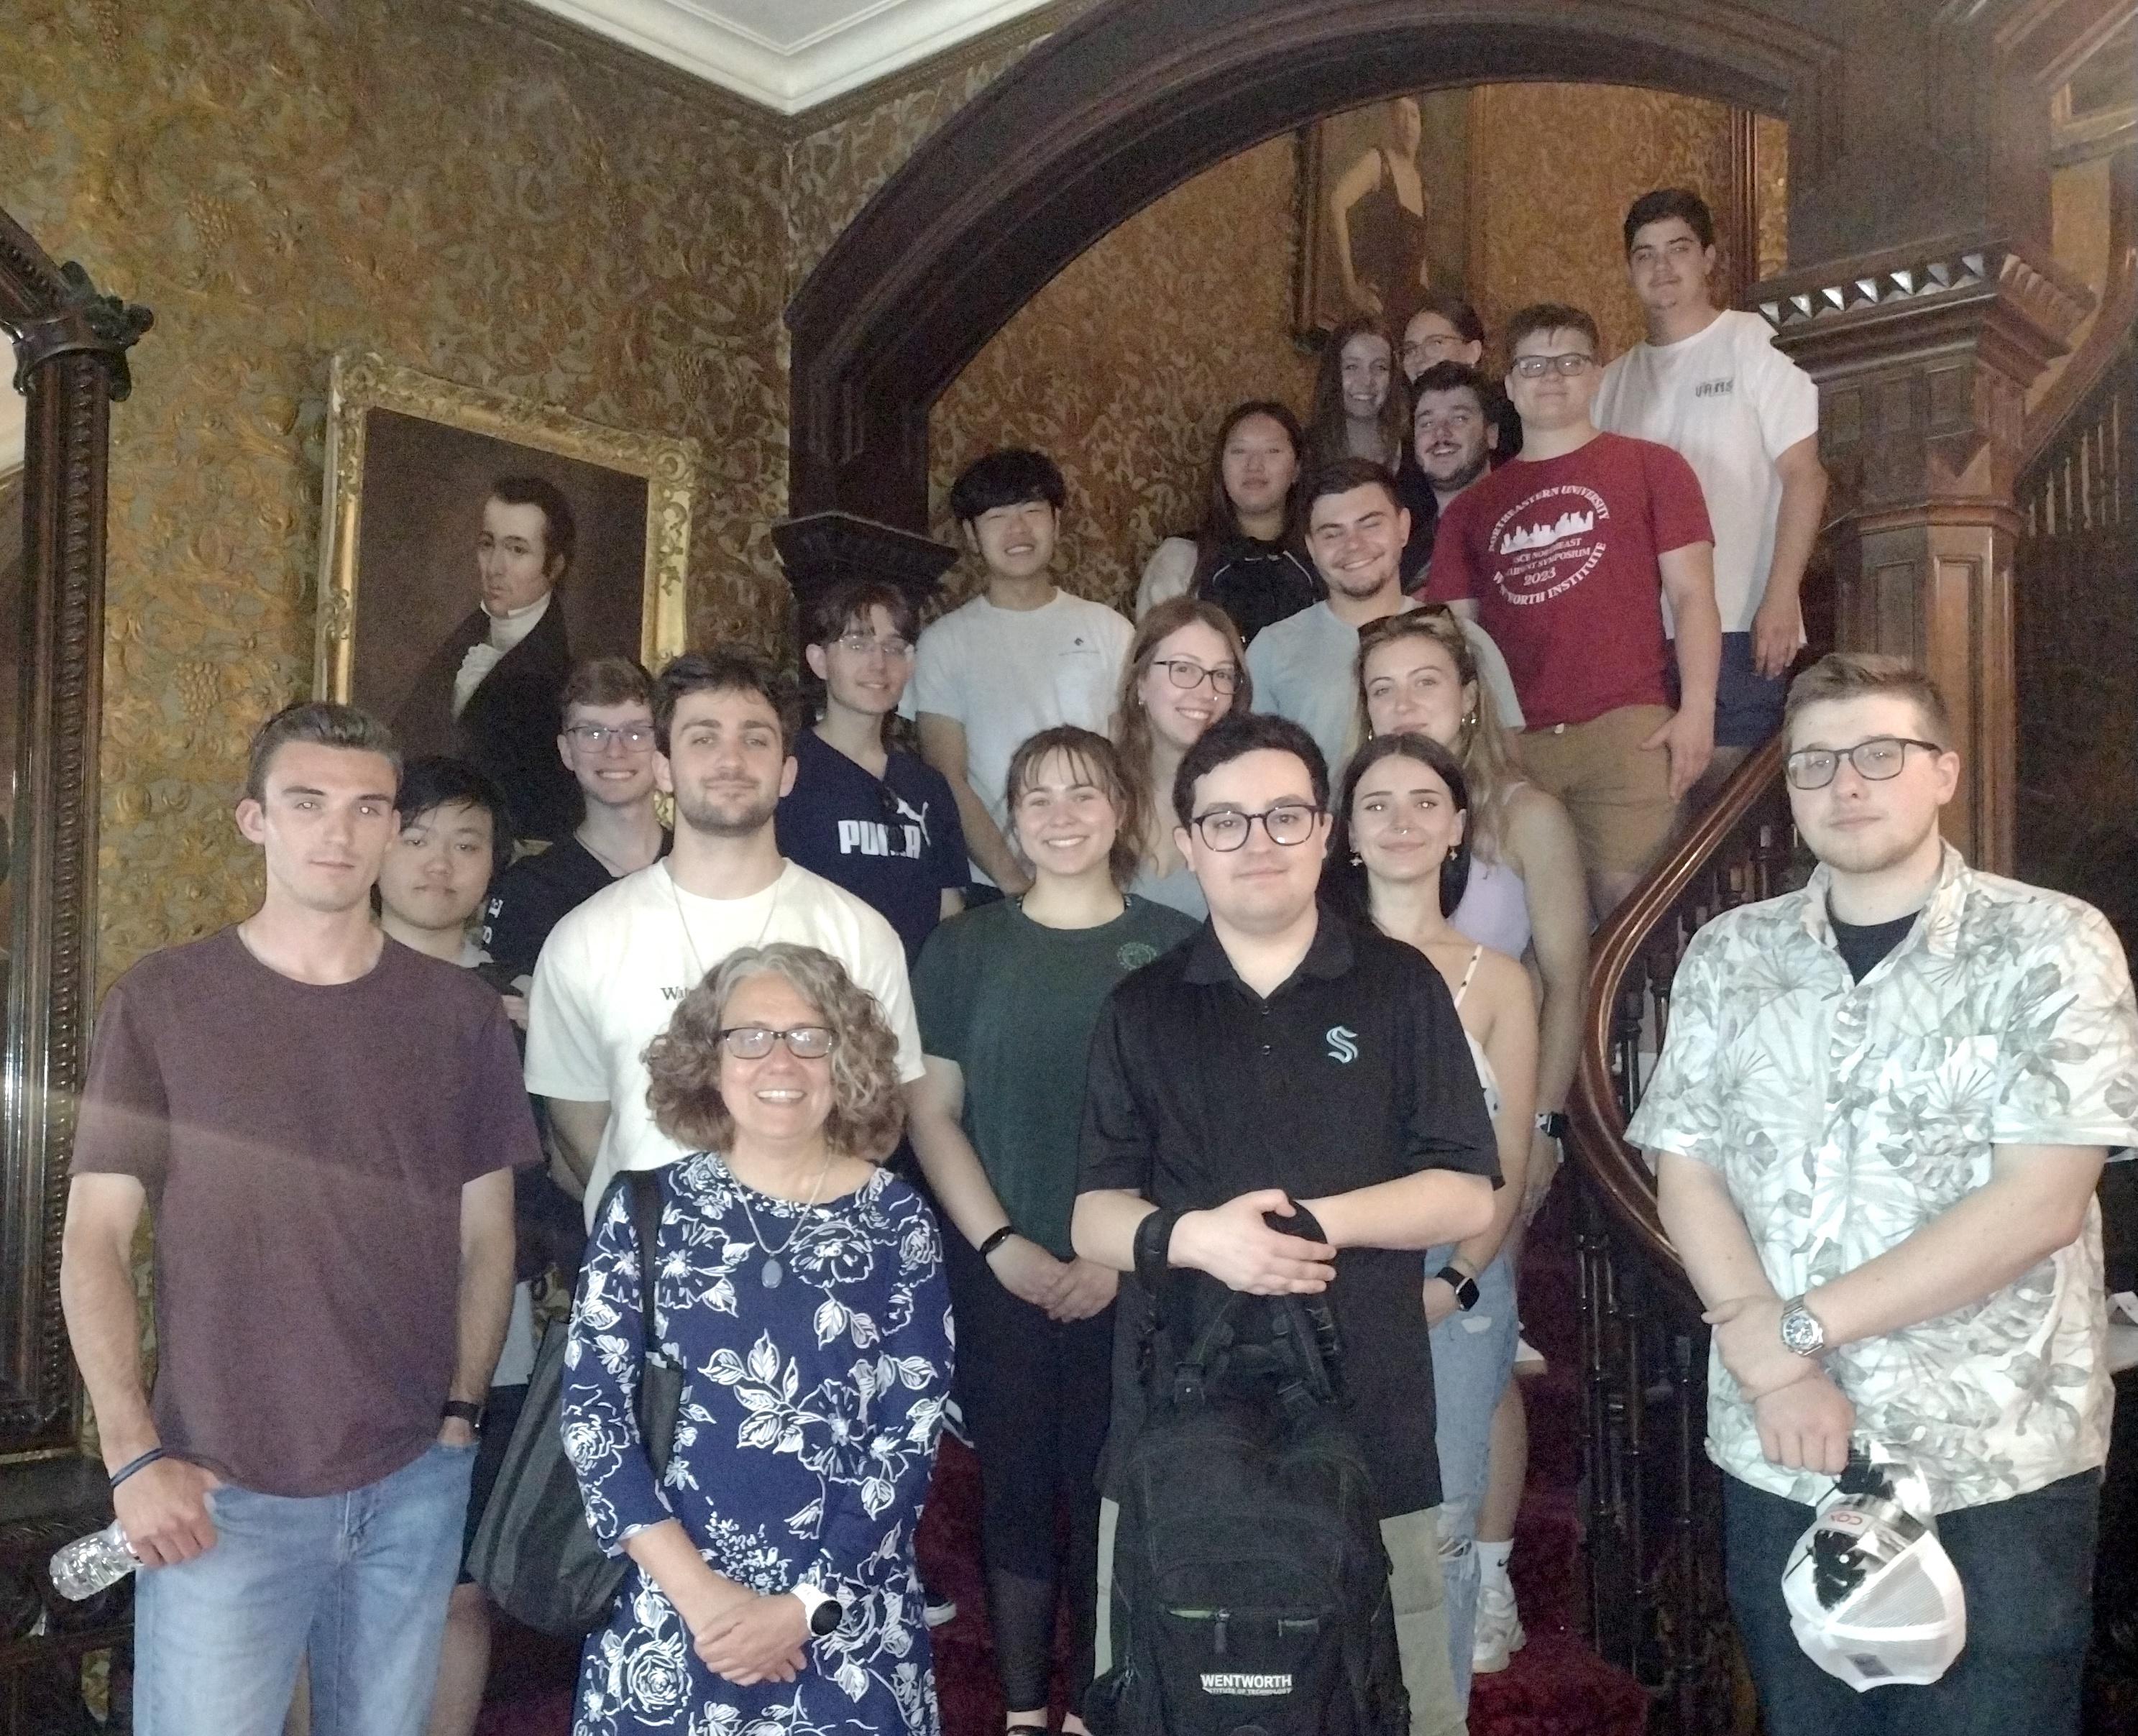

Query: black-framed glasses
565 722 656 752
1152 657 1242 697
1784 736 1943 791
1188 804 1323 852
1510 353 1597 378
716 1024 835 1060
836 632 914 661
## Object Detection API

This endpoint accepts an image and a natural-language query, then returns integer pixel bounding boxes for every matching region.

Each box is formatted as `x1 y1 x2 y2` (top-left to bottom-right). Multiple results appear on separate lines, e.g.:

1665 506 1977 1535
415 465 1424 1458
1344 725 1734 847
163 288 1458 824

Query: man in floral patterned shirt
1631 651 2138 1736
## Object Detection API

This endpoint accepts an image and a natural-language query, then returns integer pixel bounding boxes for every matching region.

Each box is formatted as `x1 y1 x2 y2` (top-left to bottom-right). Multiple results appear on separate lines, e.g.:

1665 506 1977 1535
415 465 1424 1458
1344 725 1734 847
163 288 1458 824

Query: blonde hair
1784 652 1952 747
643 943 905 1162
1354 608 1523 860
1111 597 1252 875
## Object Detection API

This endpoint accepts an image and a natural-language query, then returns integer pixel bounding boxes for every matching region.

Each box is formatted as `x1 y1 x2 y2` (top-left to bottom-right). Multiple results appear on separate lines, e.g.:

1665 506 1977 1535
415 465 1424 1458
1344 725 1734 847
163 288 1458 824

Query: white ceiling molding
519 0 1057 114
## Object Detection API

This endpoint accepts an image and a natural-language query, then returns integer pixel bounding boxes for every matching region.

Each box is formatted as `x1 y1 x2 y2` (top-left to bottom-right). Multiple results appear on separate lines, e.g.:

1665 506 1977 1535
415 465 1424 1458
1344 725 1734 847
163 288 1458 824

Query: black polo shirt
1079 912 1497 1516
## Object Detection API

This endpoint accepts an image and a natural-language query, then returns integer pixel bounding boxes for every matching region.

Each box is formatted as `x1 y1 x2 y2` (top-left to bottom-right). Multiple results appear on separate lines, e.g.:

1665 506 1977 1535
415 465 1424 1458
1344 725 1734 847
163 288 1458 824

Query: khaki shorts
1096 1498 1464 1736
1519 704 1680 881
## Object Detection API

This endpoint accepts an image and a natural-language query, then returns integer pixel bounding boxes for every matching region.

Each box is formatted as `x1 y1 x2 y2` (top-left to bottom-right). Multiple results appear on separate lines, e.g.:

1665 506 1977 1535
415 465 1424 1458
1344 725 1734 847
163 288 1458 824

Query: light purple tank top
1450 784 1534 958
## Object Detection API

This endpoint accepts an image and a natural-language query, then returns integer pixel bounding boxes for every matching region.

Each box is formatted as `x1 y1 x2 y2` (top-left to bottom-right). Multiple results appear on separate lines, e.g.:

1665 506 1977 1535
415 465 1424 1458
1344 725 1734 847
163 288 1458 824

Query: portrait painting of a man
316 356 693 843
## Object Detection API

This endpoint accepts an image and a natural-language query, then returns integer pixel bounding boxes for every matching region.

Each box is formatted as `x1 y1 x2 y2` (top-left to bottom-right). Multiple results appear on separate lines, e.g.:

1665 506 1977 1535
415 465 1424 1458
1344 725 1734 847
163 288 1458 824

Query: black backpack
1086 1264 1408 1736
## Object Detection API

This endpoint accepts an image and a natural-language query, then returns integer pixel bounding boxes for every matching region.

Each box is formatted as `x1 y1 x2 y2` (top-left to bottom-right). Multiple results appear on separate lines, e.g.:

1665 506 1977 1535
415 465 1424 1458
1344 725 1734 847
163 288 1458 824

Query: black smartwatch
1134 1208 1183 1290
1436 1265 1480 1311
1535 1110 1569 1141
441 1399 485 1433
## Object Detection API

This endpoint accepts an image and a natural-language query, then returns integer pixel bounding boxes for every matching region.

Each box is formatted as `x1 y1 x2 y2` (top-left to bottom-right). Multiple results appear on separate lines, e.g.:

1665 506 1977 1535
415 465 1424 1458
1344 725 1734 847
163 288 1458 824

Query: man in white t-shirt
1595 188 1827 784
912 448 1133 894
1249 458 1523 780
526 649 922 1226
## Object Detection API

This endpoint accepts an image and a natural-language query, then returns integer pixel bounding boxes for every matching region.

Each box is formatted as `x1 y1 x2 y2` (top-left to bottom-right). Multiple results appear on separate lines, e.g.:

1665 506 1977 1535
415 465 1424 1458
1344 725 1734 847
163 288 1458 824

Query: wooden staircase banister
1566 735 1791 1308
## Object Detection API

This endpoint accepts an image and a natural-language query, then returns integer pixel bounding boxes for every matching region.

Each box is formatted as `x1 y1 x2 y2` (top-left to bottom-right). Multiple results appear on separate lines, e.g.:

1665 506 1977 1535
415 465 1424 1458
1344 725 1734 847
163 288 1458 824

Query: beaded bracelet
109 1447 170 1491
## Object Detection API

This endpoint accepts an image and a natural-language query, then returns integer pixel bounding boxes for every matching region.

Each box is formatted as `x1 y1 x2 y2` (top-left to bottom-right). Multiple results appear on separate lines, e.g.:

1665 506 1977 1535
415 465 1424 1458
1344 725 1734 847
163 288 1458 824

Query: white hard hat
1779 1446 1966 1691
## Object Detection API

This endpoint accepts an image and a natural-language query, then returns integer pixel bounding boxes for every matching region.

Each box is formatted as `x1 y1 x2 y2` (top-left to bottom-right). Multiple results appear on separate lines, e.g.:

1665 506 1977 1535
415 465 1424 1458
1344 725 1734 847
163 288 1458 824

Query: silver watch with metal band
1778 1295 1827 1358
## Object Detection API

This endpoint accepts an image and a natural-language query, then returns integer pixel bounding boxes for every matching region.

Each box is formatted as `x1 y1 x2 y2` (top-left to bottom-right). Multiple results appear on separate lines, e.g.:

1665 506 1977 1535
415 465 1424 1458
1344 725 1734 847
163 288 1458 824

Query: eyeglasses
1188 803 1323 852
715 1024 835 1060
836 633 914 661
565 723 656 752
1510 353 1597 378
1402 334 1464 364
1151 657 1242 696
1784 736 1944 791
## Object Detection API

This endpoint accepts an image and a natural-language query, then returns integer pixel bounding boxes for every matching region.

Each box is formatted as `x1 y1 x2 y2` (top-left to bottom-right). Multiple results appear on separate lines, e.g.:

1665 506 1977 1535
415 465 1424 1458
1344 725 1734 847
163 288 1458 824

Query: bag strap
625 1167 668 1423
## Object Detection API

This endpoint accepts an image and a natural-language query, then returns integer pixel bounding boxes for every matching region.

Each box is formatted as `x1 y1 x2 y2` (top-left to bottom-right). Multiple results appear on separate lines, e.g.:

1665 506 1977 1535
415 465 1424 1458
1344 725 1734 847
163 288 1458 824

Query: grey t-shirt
1247 600 1525 779
72 929 541 1497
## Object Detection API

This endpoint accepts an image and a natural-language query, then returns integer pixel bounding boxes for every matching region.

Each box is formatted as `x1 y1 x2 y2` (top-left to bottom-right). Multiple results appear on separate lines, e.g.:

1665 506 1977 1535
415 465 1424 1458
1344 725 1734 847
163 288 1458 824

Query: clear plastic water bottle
48 1520 136 1600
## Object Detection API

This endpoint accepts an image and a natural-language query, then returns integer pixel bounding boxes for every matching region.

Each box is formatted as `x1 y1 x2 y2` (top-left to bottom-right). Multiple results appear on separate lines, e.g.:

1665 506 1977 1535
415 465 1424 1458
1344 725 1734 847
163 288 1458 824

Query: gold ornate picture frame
315 352 694 836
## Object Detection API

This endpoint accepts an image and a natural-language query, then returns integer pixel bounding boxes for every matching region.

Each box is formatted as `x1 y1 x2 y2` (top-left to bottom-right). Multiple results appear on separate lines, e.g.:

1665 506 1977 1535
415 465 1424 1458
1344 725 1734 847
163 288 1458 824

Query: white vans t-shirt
524 859 923 1226
909 589 1134 883
1595 308 1819 633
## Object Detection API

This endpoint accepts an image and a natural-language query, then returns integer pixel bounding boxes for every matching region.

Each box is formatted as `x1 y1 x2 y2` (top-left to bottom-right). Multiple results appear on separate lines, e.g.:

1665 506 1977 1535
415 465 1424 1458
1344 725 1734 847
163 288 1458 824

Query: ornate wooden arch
786 0 1851 531
0 208 150 1458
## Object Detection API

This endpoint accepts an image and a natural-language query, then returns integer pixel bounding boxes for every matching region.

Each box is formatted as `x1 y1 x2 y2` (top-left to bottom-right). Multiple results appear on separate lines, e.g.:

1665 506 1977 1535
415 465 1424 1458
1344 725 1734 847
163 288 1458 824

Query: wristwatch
441 1399 485 1433
1436 1264 1480 1312
792 1584 845 1638
1778 1295 1827 1358
1534 1111 1569 1141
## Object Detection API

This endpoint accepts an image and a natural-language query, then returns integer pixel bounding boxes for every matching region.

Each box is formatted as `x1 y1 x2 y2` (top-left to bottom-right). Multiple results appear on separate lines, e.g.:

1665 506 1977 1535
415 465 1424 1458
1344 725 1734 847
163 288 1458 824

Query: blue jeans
134 1439 476 1736
1425 1241 1519 1709
1722 1467 2100 1736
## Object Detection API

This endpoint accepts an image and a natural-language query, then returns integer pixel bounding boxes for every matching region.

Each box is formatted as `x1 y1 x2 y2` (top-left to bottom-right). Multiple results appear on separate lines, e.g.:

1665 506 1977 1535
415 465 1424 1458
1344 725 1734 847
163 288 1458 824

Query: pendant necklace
732 1149 835 1288
668 860 784 990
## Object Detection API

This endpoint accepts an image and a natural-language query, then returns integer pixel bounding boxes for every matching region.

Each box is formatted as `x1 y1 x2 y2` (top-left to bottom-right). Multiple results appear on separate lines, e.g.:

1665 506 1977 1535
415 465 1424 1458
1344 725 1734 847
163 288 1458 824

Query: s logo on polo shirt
1325 1026 1360 1065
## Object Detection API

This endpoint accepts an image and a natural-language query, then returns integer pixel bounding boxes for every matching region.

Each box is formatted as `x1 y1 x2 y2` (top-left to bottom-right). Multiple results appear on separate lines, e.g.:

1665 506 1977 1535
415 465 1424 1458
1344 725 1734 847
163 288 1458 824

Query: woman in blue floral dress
561 942 953 1736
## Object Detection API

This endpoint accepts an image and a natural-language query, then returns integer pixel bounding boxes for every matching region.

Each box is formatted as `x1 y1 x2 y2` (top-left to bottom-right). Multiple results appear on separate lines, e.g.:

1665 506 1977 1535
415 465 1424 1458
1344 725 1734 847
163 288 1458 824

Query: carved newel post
770 510 959 637
1761 242 2091 874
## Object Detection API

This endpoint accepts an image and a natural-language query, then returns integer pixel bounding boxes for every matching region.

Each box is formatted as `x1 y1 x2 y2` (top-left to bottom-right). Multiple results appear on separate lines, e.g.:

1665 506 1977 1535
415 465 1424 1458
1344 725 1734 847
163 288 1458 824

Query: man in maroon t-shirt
1428 300 1720 915
60 702 538 1736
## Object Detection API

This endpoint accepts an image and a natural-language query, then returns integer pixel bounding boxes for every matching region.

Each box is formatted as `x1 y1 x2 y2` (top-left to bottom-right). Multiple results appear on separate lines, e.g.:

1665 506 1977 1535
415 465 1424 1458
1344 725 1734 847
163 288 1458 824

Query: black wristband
1134 1208 1183 1291
109 1447 170 1491
976 1225 1017 1259
441 1399 485 1433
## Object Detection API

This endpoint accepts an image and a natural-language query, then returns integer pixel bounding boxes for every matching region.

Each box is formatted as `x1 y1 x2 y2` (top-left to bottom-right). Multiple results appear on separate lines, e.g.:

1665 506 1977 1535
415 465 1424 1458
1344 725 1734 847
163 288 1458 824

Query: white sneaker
1472 1579 1526 1673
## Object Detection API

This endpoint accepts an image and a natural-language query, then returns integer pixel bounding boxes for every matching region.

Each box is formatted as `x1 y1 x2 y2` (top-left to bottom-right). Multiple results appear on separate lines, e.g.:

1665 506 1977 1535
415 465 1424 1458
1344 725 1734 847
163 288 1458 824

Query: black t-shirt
1828 903 1922 983
480 832 669 980
1193 537 1322 646
776 730 969 966
1079 914 1498 1515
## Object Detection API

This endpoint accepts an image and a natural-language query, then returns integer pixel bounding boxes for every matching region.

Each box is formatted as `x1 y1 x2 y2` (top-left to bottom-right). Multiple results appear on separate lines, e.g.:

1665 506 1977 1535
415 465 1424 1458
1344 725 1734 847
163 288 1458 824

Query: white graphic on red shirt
1486 484 1611 605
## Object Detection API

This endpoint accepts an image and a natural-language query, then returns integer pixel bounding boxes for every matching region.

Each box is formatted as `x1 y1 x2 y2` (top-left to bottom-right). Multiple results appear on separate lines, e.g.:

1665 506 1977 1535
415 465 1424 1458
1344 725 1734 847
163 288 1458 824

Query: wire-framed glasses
715 1025 835 1060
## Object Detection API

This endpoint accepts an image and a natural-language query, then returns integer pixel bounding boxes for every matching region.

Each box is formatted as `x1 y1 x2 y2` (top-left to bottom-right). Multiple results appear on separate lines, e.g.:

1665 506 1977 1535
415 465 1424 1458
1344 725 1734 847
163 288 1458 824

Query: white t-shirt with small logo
1595 308 1819 633
909 589 1134 883
524 859 923 1226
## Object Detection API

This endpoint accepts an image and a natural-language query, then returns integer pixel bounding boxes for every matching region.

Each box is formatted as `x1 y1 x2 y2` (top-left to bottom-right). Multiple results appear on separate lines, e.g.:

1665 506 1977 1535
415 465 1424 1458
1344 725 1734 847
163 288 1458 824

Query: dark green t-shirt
913 896 1198 1257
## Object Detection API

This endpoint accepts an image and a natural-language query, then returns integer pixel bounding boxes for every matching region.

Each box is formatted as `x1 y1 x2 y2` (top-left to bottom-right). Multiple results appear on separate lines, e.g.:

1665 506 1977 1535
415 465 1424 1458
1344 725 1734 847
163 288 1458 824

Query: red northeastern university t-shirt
1426 431 1712 729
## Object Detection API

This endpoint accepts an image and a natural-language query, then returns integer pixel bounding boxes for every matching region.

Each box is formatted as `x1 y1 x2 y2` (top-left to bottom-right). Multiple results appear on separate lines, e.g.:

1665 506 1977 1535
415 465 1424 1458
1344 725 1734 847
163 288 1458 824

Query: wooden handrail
1566 736 1789 1306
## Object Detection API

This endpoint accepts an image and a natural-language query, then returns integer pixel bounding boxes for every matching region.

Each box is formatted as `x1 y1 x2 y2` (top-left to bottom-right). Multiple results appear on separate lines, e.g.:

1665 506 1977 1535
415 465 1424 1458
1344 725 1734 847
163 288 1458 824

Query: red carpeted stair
475 1184 1646 1736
